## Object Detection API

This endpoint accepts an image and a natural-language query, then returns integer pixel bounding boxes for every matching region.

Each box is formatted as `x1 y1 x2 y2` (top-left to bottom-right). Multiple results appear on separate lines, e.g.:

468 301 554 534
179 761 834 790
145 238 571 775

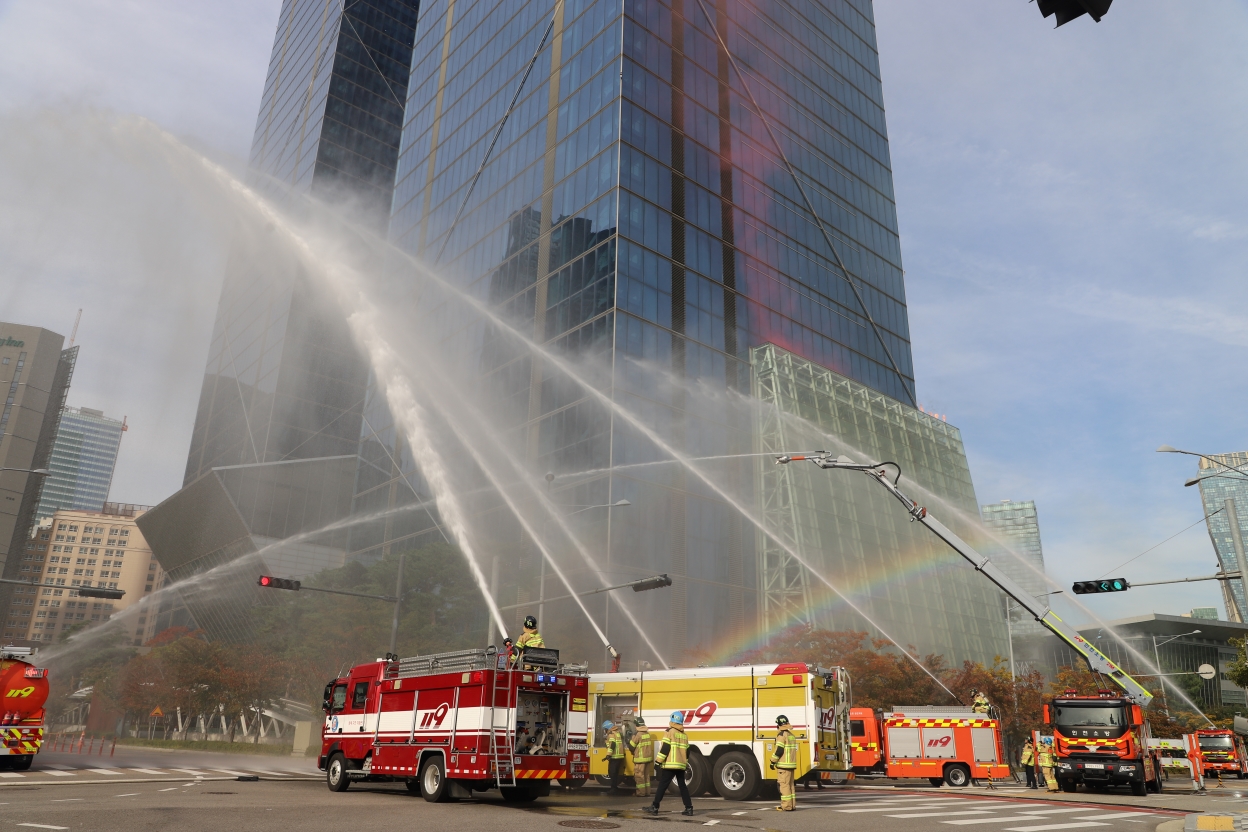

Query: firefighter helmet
524 615 538 630
670 710 685 725
635 716 646 727
602 720 615 731
776 715 791 727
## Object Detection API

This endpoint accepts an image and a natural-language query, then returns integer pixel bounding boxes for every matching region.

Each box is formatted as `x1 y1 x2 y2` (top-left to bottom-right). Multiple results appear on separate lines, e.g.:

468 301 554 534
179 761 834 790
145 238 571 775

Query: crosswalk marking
944 817 1075 826
245 769 290 777
46 764 72 771
86 769 122 776
168 769 207 777
41 771 73 777
1004 824 1111 832
127 769 165 775
1013 808 1091 815
1072 814 1155 821
0 773 23 779
887 811 998 819
211 769 250 777
838 802 969 813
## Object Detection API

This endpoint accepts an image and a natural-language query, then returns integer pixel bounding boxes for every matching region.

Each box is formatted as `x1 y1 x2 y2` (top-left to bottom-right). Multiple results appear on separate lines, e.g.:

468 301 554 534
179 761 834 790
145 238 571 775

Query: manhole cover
557 822 621 829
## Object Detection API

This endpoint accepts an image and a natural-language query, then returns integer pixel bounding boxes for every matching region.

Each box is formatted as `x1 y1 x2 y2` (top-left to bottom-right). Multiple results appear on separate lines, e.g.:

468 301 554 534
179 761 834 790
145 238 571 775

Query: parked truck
319 645 589 802
850 705 1009 787
1194 728 1247 779
0 647 48 770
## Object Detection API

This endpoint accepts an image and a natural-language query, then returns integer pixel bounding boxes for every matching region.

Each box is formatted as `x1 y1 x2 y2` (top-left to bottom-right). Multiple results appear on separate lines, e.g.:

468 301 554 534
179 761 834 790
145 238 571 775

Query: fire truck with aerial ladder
320 644 589 801
775 451 1164 794
0 647 48 769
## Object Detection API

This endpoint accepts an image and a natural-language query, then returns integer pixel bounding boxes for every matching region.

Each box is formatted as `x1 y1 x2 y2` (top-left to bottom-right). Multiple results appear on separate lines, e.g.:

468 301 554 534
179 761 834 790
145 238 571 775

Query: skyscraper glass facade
1194 451 1248 623
35 406 124 524
980 499 1048 638
359 0 1005 668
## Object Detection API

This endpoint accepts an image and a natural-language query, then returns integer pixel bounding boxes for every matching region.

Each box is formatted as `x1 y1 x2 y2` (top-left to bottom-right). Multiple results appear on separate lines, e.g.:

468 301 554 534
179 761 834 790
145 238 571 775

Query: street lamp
1151 629 1201 715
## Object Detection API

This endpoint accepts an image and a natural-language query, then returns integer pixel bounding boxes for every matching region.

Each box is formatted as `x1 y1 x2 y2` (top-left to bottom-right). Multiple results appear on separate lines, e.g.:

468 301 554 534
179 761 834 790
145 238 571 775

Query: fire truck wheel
419 756 450 802
500 786 539 803
1130 779 1146 797
1059 779 1077 793
11 755 31 772
684 753 710 796
326 753 351 792
405 779 421 795
712 751 759 800
943 764 971 788
928 778 944 788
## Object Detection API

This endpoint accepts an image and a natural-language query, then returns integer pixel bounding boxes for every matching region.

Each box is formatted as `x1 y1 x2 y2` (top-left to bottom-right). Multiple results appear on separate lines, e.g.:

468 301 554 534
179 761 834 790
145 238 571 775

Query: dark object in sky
1036 0 1112 27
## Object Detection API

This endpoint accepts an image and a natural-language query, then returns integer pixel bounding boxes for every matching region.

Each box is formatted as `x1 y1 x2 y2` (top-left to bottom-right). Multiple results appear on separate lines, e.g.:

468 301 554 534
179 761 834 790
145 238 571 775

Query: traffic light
1072 578 1130 594
631 574 673 592
258 576 301 591
1036 0 1112 27
76 586 125 600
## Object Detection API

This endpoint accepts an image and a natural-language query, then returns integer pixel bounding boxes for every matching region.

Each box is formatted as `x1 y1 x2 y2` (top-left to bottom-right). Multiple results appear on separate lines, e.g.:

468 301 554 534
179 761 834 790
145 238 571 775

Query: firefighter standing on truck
629 716 654 797
603 720 625 794
510 616 545 667
1038 737 1058 792
770 715 799 811
642 711 694 816
971 689 991 714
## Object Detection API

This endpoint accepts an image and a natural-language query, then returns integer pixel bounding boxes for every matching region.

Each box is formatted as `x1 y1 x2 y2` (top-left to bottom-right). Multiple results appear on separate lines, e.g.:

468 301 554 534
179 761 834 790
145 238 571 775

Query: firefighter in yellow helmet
642 711 694 816
629 716 655 797
770 714 800 811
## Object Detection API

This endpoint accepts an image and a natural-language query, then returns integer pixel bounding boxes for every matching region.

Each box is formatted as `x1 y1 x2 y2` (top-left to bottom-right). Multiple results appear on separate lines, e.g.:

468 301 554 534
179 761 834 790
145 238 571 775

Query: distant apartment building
1192 451 1248 622
0 322 77 631
980 499 1049 638
1183 607 1219 621
4 504 163 646
35 406 125 524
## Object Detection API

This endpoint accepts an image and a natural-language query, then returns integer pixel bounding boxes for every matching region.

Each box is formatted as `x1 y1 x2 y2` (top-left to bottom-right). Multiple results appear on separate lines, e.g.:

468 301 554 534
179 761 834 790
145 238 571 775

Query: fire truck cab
319 645 589 802
1045 693 1161 795
850 706 1008 787
1195 729 1247 779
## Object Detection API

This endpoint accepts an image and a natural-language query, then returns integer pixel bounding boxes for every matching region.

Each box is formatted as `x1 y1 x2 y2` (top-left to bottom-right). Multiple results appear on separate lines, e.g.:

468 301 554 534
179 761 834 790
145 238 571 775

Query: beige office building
4 504 163 646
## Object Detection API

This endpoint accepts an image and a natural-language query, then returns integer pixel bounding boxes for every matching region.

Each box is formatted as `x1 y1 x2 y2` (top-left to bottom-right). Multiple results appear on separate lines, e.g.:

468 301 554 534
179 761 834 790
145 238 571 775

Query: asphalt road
0 760 1188 832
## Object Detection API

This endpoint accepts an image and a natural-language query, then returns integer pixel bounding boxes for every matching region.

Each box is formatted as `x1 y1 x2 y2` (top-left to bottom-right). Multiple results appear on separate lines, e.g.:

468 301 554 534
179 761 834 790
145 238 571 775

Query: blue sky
0 0 1245 624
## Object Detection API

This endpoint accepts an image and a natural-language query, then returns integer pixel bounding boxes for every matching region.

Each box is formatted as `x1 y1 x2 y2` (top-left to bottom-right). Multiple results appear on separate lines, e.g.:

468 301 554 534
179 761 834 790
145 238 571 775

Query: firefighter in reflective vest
629 716 654 797
642 711 694 816
770 715 800 811
1020 738 1038 789
1038 737 1058 792
971 690 991 714
510 616 544 667
604 720 625 794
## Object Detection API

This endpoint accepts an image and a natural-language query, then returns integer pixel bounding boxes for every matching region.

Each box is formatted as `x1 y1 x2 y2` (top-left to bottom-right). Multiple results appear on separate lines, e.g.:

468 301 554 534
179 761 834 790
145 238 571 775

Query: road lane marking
115 793 140 797
40 771 73 777
169 769 207 777
210 769 249 777
889 811 998 819
945 817 1074 826
731 811 747 815
0 773 24 778
17 824 69 830
703 822 720 827
158 787 178 792
837 803 969 813
46 765 72 771
245 769 290 777
49 799 82 802
1004 824 1111 832
86 769 122 775
1012 808 1091 815
128 769 164 775
1071 813 1156 821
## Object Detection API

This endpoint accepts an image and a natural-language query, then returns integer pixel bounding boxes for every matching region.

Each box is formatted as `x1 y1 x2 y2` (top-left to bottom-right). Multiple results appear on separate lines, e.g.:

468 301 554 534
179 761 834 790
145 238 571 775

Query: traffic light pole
1129 571 1242 588
0 576 125 600
776 452 1155 707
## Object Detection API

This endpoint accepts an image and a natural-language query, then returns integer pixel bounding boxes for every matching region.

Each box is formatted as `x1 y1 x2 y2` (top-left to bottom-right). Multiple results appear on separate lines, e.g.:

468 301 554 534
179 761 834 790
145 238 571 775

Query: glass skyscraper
980 499 1049 638
35 407 125 524
1193 451 1248 623
357 0 1007 668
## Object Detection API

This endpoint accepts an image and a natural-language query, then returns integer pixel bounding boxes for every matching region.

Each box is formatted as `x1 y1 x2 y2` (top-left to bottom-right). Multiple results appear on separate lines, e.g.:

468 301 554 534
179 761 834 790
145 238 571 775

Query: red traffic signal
258 575 301 591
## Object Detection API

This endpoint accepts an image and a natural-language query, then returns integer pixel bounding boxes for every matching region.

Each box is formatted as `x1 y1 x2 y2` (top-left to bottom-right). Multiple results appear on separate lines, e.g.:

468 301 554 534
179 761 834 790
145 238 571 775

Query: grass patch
116 738 297 756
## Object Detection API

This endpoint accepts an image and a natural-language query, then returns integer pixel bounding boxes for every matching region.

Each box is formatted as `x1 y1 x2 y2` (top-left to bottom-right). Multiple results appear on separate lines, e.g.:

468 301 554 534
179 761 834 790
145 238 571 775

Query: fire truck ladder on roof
490 657 517 789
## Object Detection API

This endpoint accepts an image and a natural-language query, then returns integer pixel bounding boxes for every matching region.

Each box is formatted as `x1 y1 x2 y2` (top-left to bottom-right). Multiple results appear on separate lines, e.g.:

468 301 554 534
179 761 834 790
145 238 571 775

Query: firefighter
1020 738 1038 789
1038 737 1058 792
629 716 655 797
516 615 544 649
971 689 991 714
770 715 800 811
642 711 694 817
604 720 626 794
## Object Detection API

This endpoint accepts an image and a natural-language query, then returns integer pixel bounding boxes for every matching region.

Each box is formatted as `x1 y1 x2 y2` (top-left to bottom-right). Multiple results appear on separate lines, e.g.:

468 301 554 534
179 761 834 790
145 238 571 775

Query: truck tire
929 778 944 788
1059 778 1077 793
419 756 450 802
1130 778 1146 796
943 764 971 788
712 751 759 800
405 778 421 795
500 786 538 802
11 755 31 771
685 753 710 796
326 753 350 792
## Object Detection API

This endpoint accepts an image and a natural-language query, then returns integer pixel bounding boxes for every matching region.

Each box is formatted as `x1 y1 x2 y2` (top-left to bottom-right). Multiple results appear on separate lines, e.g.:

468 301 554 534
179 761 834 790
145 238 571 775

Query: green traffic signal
1072 578 1130 595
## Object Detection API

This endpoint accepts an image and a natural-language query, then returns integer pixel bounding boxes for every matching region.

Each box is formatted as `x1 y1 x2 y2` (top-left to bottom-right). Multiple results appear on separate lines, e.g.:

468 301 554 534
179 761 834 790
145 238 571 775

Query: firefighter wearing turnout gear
642 711 694 816
603 721 626 794
510 616 545 667
1038 737 1058 792
629 716 654 797
971 690 991 714
770 715 799 811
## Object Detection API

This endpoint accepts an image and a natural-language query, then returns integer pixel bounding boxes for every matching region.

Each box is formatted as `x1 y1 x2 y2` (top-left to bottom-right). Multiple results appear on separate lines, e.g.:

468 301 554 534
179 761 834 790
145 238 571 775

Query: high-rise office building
1192 452 1248 623
35 406 125 524
140 0 421 640
360 0 1007 666
0 322 77 628
980 499 1049 638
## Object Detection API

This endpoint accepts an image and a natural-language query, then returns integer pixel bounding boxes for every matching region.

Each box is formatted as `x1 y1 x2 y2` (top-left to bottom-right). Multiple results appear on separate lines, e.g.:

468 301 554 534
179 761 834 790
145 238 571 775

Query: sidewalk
885 779 1248 815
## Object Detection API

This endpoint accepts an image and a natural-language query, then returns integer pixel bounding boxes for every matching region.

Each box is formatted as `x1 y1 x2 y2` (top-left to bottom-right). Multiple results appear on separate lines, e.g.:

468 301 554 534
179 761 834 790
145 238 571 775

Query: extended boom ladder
776 453 1154 707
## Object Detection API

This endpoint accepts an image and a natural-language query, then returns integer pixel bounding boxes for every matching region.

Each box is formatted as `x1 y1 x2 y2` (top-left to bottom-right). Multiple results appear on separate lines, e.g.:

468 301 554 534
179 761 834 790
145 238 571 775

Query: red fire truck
1195 728 1247 779
850 706 1009 787
1044 692 1161 795
319 645 589 802
0 647 48 770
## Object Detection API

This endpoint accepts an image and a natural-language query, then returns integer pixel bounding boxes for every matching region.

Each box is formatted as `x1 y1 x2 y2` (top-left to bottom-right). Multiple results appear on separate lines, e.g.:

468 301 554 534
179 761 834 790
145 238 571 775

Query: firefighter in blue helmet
642 711 694 816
